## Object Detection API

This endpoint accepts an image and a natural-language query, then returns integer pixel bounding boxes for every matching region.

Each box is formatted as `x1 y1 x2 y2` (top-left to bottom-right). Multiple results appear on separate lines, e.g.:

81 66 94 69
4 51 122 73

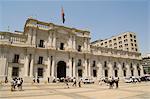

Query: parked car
124 77 133 83
140 76 150 81
82 78 94 84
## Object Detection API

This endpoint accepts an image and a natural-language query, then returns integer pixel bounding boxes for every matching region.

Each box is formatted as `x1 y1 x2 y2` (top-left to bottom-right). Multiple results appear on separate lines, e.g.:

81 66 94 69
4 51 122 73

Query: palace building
0 18 143 82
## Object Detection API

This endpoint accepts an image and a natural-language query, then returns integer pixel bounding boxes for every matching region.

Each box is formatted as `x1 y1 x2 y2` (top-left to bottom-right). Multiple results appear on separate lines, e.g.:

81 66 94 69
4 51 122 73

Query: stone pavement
0 82 150 99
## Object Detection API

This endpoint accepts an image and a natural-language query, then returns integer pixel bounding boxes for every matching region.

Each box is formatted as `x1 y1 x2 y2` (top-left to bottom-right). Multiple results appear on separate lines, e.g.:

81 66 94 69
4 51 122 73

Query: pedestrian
17 78 21 91
47 77 50 83
65 78 69 88
115 77 119 88
5 76 8 83
72 78 77 87
20 78 23 90
108 76 114 89
78 80 81 87
33 77 35 83
11 79 15 91
37 77 40 83
14 78 17 90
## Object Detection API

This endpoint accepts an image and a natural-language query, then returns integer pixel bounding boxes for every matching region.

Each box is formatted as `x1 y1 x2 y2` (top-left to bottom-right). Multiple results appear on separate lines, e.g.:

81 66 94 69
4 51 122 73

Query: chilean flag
61 7 65 24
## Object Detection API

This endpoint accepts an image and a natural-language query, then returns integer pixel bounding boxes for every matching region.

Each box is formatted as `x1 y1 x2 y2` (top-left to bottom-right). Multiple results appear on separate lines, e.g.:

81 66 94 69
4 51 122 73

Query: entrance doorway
57 61 66 78
12 67 19 77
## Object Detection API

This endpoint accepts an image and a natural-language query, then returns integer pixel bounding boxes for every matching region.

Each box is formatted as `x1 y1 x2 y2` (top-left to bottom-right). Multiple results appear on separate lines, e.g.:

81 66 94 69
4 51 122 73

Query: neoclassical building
0 18 143 82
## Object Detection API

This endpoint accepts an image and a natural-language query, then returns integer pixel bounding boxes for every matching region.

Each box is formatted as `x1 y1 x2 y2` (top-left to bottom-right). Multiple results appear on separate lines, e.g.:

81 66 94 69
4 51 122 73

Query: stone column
108 61 113 77
68 35 72 50
73 36 76 50
24 55 29 77
88 59 91 77
0 55 8 81
52 33 56 48
51 56 55 77
27 28 32 44
87 39 90 52
140 64 144 76
48 32 52 47
32 29 36 46
69 58 72 77
84 59 88 77
83 38 86 51
133 63 138 77
126 62 130 77
97 60 103 78
29 54 34 77
47 56 51 78
118 62 122 78
73 58 76 77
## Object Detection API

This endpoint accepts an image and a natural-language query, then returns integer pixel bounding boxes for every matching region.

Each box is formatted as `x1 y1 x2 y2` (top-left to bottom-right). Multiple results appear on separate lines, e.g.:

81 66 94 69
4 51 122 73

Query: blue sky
0 0 149 54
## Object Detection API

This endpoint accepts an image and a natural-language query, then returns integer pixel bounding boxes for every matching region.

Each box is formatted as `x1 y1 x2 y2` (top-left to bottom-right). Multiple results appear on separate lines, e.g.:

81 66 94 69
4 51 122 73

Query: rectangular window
39 40 44 47
131 70 134 76
38 68 43 77
13 54 19 63
78 45 81 52
118 37 121 40
123 70 126 77
131 43 133 46
38 56 43 64
115 70 118 77
113 38 116 41
138 70 141 76
124 35 127 38
109 40 112 43
104 61 107 67
114 43 117 45
134 35 136 38
60 43 64 50
78 69 82 77
12 67 19 77
78 59 81 66
119 41 122 44
93 70 97 77
104 70 108 77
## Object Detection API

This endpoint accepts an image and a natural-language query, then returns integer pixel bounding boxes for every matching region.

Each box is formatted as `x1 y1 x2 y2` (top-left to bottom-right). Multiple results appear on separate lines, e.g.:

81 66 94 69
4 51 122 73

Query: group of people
11 77 23 91
65 77 81 88
33 77 40 83
108 76 119 89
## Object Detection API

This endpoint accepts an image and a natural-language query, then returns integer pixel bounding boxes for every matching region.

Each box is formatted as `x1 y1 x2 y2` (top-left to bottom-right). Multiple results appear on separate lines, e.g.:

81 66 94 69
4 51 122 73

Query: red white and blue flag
61 7 65 24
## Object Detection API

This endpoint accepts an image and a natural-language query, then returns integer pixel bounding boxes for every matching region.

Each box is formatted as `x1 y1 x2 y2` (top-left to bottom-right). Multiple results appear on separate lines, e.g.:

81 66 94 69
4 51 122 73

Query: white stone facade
0 18 143 82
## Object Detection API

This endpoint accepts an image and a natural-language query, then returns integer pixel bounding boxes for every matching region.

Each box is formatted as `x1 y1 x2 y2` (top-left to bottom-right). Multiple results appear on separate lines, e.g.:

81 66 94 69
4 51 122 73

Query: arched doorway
57 61 66 78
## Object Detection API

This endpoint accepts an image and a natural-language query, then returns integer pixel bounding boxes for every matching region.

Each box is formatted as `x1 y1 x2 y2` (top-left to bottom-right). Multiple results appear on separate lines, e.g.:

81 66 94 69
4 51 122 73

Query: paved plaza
0 82 150 99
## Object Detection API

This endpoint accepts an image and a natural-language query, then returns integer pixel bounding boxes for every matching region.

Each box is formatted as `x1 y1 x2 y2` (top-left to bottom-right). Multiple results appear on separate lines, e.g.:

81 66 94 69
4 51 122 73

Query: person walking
78 80 81 87
20 78 23 90
65 78 69 88
33 77 35 83
72 78 77 87
11 79 15 91
17 78 21 91
47 77 50 83
37 77 40 83
115 77 119 88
